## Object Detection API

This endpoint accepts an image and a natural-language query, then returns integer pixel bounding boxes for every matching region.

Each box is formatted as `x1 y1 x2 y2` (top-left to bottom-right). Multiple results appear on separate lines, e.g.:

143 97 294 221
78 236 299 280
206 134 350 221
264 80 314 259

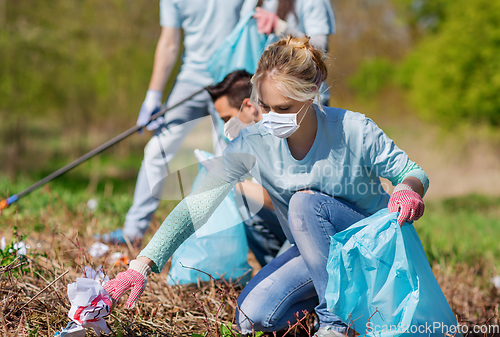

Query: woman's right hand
103 259 152 309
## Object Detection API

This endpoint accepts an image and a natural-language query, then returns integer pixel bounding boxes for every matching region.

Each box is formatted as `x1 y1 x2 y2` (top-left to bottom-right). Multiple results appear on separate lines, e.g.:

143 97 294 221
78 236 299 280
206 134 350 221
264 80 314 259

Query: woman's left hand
253 7 279 35
388 183 425 226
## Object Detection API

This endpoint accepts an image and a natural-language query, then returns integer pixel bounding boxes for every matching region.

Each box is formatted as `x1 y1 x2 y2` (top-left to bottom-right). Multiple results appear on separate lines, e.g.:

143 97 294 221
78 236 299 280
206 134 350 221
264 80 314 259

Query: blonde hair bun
251 35 328 105
284 35 308 49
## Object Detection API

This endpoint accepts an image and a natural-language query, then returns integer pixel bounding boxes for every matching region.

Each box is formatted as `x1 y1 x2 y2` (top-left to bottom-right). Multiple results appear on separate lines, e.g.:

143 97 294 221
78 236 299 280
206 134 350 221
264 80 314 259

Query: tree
398 0 500 126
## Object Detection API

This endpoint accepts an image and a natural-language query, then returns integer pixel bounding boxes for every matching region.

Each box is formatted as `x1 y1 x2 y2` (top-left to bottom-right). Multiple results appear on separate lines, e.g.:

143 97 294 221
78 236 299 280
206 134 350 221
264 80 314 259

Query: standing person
103 36 428 337
96 0 245 244
241 0 336 105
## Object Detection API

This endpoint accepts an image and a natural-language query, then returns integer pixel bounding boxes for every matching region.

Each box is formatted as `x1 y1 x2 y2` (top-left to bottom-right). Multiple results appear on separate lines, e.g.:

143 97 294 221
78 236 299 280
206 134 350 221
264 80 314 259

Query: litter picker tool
0 87 208 211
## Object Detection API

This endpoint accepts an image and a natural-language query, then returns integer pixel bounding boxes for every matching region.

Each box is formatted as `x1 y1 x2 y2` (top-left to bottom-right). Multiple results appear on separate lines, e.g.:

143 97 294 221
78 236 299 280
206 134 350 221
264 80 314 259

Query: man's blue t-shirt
160 0 244 86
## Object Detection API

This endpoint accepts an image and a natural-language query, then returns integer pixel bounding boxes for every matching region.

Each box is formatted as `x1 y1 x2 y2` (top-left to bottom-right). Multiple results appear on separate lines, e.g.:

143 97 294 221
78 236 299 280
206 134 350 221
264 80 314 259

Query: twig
122 234 135 254
293 310 311 336
8 270 69 317
180 262 255 335
75 237 87 276
281 311 311 337
0 260 27 275
192 292 214 337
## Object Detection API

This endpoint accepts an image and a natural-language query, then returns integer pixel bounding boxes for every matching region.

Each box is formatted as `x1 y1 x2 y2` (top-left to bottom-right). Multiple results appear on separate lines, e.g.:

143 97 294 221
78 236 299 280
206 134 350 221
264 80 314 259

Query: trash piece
492 275 500 289
108 252 129 266
54 321 86 337
14 242 27 255
87 199 98 212
88 242 109 258
83 266 109 285
67 277 112 336
1 237 27 256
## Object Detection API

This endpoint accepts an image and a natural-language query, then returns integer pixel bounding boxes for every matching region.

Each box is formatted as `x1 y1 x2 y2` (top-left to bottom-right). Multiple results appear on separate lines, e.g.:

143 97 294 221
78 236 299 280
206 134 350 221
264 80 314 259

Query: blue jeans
244 205 287 267
236 190 369 334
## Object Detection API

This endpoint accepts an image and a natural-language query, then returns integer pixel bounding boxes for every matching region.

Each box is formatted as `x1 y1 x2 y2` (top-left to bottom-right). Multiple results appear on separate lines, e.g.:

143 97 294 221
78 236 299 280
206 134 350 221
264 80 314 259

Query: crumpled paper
492 275 500 289
65 277 112 336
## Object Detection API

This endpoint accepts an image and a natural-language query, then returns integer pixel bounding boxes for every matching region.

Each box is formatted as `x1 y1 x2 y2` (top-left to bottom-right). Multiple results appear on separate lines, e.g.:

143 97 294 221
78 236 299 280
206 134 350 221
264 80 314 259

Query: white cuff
129 259 152 278
392 183 415 194
145 89 163 104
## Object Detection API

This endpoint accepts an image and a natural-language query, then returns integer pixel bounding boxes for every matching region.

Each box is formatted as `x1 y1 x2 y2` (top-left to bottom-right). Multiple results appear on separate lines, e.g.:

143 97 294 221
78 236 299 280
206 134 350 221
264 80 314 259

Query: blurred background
1 0 499 270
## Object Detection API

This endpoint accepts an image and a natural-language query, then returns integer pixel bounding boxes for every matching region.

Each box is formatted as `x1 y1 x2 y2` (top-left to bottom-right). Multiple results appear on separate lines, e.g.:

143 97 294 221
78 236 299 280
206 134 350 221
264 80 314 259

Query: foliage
396 0 500 127
416 194 500 270
0 1 159 122
392 0 456 35
192 322 264 337
348 58 395 99
0 1 181 175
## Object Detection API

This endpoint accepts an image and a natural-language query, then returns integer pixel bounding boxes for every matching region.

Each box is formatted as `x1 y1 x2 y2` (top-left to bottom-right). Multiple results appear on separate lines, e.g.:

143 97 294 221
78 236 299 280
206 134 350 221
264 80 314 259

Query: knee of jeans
289 190 316 208
288 190 320 230
236 295 278 333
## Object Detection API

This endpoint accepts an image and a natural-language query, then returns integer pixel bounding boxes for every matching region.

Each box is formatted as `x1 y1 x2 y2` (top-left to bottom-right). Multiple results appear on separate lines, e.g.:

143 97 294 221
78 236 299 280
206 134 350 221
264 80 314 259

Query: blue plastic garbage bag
325 209 462 337
207 11 270 83
167 150 252 285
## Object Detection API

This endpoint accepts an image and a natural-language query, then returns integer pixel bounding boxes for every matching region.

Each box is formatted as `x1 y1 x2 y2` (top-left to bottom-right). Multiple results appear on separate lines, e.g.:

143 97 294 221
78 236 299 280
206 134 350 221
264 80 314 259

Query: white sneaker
313 326 354 337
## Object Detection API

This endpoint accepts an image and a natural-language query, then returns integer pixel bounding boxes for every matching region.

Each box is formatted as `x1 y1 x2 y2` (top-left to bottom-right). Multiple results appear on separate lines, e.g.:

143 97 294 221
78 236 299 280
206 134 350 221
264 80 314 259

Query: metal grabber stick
0 87 208 211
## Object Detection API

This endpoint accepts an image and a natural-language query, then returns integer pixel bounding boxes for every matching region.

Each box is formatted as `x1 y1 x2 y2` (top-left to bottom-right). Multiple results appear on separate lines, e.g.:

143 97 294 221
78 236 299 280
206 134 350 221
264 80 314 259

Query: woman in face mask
103 36 428 337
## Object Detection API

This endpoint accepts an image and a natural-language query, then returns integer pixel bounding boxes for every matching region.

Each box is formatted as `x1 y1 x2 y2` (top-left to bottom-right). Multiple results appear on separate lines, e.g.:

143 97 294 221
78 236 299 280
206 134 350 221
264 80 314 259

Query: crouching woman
103 36 428 337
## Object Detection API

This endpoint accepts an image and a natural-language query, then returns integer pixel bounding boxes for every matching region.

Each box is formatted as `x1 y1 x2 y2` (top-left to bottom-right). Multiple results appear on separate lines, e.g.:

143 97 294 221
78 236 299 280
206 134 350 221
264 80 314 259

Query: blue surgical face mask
261 104 307 139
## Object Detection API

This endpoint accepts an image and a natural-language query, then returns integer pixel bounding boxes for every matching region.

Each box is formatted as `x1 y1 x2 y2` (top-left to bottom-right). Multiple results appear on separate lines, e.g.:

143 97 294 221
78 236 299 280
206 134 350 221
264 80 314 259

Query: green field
3 175 500 272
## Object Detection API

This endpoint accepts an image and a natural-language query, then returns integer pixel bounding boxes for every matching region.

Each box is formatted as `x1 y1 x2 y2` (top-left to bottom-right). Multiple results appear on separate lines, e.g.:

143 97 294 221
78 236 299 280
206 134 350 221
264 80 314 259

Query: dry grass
435 262 500 334
1 188 499 336
1 225 499 337
0 220 317 337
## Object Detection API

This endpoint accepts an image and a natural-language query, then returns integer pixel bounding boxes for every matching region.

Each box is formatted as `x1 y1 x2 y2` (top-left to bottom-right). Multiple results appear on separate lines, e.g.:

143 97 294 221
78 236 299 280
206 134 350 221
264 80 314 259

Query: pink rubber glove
253 7 279 35
388 183 425 226
103 259 151 309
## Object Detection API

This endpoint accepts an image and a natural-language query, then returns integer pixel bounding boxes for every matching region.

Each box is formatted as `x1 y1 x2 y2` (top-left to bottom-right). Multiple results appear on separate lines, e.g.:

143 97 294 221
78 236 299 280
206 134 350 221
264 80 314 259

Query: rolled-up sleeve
361 117 429 196
160 0 181 27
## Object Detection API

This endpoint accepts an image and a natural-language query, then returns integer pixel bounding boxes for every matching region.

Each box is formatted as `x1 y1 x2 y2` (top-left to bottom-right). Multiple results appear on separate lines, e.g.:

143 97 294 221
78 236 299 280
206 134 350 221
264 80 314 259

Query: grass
3 173 500 271
1 114 500 335
416 194 500 271
0 186 316 336
1 173 500 336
